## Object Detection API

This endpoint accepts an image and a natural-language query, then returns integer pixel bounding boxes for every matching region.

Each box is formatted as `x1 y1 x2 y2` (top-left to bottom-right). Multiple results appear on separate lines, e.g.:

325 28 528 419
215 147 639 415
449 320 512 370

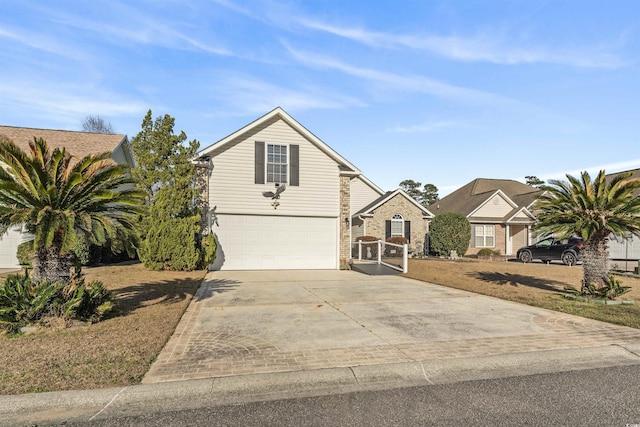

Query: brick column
339 175 351 267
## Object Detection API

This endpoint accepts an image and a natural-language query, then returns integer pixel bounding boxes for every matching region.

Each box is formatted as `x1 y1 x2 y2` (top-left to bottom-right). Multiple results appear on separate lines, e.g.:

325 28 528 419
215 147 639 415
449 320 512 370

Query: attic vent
493 197 500 205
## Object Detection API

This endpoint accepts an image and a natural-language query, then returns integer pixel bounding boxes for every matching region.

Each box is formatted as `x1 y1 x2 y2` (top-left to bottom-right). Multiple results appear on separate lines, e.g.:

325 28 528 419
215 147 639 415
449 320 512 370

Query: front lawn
405 258 640 329
0 263 205 395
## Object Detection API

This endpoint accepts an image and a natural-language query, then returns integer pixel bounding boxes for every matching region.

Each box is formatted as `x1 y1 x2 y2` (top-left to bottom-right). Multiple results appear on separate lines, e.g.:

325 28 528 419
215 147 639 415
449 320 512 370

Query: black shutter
404 221 411 242
290 144 299 186
385 220 391 239
255 141 265 184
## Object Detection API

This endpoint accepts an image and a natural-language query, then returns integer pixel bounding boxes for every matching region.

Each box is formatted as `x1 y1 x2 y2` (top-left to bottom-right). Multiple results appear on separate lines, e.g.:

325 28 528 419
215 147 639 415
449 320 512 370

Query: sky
1 0 639 196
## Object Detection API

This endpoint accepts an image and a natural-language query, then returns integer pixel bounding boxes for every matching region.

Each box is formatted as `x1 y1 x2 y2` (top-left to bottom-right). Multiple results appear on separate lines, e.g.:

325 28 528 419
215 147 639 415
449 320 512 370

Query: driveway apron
143 270 640 383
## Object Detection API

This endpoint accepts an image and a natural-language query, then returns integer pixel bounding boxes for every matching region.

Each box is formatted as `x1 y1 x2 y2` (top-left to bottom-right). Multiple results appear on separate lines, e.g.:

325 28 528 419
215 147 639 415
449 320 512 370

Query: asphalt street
69 364 640 426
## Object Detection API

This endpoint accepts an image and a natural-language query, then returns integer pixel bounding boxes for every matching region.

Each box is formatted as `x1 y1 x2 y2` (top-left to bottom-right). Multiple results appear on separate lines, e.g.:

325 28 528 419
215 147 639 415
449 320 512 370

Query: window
474 225 495 248
391 214 404 236
267 144 287 183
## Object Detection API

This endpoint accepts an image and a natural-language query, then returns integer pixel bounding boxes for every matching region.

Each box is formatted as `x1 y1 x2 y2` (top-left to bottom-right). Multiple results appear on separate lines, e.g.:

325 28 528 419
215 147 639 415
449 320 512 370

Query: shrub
564 274 631 300
354 235 379 259
477 248 501 257
0 273 63 333
429 213 471 257
386 236 408 245
200 232 217 268
0 271 114 333
138 214 213 271
73 234 91 266
16 241 34 266
385 236 407 257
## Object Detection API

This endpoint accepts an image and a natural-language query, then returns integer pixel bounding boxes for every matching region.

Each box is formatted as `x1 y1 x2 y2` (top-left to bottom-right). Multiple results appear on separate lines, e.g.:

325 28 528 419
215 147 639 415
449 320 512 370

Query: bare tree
81 115 114 134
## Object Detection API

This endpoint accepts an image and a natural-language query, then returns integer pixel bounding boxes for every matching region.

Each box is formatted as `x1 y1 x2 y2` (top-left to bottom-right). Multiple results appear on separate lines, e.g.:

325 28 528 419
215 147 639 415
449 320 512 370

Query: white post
403 243 408 273
358 240 362 261
377 240 382 265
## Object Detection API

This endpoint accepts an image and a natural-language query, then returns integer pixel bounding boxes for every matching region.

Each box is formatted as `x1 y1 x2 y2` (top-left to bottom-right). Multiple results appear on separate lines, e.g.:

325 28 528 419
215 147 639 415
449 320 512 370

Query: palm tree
535 170 640 294
0 138 146 284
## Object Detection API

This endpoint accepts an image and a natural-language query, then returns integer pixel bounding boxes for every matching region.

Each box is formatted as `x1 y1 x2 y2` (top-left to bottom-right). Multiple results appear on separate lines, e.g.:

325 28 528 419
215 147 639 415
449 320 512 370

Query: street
74 364 640 426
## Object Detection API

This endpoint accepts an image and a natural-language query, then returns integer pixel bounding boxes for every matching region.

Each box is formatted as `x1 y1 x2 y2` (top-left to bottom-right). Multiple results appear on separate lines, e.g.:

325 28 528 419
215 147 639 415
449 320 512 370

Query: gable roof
433 178 541 221
0 125 128 159
197 107 361 174
606 168 640 197
354 188 434 218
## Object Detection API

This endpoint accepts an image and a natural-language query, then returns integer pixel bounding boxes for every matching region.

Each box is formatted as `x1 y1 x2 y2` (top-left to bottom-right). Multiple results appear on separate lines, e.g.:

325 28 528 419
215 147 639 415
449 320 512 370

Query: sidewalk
2 270 640 426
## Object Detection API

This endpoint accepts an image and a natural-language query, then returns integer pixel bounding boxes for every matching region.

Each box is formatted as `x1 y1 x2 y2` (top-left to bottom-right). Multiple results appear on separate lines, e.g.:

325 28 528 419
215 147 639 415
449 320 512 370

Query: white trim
473 224 495 248
355 188 435 218
391 213 404 237
467 190 518 218
506 207 536 223
265 142 289 184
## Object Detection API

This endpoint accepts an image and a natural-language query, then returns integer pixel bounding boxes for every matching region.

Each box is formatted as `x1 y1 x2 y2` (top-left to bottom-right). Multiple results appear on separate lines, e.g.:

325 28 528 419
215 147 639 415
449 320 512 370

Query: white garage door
0 225 32 269
213 215 338 270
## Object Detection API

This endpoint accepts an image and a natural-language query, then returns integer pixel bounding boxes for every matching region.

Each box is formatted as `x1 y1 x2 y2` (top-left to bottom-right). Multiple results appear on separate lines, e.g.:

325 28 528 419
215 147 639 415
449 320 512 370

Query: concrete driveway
143 270 640 384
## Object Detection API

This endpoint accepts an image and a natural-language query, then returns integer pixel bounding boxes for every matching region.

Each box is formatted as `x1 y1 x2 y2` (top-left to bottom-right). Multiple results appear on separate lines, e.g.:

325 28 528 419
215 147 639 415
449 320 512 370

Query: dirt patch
405 258 640 329
0 263 205 395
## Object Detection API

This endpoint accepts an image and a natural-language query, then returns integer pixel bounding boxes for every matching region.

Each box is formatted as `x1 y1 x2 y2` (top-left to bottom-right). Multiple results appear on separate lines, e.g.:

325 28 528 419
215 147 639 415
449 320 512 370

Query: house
351 188 434 255
196 107 428 270
605 169 640 265
432 178 540 256
0 125 134 268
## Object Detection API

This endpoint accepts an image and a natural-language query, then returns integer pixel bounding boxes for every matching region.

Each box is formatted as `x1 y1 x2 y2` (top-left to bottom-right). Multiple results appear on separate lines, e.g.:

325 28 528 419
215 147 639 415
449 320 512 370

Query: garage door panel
213 215 337 270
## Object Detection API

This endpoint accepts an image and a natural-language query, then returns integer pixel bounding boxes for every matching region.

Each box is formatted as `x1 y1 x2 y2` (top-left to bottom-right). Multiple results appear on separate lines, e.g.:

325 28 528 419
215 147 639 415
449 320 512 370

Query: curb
1 345 639 426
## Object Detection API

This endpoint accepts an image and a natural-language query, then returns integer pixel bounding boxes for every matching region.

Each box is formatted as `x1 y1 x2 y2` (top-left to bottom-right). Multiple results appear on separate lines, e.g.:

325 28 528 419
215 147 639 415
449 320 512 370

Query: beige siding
208 118 340 217
472 195 513 218
351 216 364 243
512 212 530 220
350 177 381 215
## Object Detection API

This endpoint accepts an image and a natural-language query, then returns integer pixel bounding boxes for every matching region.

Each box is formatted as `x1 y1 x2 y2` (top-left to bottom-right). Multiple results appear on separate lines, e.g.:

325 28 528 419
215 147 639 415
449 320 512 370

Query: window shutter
404 221 411 242
290 144 299 186
255 141 265 184
385 220 391 239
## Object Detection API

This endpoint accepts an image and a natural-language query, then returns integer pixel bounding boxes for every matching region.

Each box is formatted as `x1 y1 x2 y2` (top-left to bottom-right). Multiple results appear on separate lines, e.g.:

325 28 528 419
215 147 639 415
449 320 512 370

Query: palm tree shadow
112 277 239 315
468 271 570 293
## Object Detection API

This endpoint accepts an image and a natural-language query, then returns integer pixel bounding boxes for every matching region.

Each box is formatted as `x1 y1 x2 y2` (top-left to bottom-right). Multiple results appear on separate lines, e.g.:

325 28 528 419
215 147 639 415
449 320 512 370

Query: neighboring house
196 107 425 270
432 178 540 256
351 188 434 255
605 169 640 263
0 125 134 268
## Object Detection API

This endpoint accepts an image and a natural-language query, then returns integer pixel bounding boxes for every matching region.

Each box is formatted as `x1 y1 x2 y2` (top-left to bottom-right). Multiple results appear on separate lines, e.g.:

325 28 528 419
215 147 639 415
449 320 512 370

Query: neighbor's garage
213 215 338 270
0 225 31 269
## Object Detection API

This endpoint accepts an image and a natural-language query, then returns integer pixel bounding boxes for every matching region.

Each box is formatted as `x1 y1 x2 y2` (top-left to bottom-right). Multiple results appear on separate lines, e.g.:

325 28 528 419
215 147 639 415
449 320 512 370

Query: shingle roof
353 188 434 218
0 125 127 159
432 178 541 217
605 168 640 197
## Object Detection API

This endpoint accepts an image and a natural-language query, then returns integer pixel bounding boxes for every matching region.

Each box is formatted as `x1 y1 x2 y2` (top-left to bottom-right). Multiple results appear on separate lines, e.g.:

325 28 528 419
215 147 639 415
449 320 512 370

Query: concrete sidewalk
2 270 640 425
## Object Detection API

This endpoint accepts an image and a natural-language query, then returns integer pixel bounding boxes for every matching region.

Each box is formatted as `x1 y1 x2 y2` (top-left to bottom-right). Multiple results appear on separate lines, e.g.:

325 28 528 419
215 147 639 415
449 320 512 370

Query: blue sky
1 0 638 196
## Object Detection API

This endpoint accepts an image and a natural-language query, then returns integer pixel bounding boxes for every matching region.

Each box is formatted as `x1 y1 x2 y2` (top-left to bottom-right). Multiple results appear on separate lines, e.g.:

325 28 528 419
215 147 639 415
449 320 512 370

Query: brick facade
339 175 351 266
363 194 430 254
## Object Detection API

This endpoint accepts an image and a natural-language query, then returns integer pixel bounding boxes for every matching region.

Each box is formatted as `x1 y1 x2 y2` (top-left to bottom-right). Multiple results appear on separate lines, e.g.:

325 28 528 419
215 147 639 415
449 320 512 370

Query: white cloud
209 75 367 115
283 43 515 105
540 159 640 182
0 78 147 126
388 119 459 133
297 19 628 69
0 26 88 61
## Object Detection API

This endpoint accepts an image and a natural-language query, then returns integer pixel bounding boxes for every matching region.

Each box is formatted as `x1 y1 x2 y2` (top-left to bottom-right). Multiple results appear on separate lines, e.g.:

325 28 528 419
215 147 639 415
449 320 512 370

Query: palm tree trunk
581 234 609 294
31 246 73 284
